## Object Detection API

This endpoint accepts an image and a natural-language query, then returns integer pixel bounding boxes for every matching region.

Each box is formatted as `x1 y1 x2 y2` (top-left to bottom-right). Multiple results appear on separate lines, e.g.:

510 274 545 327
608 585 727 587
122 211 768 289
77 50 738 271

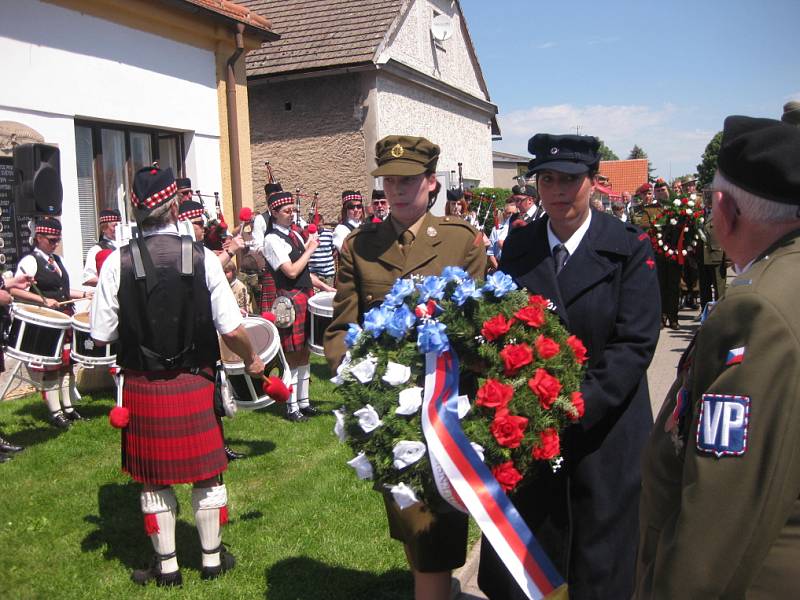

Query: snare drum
5 304 71 366
308 291 335 356
219 316 291 410
71 312 117 366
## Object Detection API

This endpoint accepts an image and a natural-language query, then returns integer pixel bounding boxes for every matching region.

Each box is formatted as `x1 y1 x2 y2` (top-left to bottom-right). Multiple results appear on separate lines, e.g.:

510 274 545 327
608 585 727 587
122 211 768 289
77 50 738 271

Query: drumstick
56 299 77 306
18 266 48 305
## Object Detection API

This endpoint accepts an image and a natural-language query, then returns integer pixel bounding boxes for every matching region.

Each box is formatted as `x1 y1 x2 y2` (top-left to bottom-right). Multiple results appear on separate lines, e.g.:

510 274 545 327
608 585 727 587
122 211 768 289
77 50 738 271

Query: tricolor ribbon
421 351 566 600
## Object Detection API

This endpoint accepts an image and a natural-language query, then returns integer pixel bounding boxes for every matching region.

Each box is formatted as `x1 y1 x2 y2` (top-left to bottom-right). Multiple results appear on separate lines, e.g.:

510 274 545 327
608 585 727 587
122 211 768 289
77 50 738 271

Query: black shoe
299 405 319 417
0 436 23 453
63 409 84 422
669 319 680 331
131 555 183 587
286 410 308 423
0 453 12 463
48 411 71 429
224 446 246 461
200 545 236 580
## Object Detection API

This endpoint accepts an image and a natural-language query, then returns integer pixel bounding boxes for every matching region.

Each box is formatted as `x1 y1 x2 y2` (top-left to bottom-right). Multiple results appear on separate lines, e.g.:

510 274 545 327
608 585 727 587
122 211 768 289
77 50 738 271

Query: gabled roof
493 151 529 163
599 159 649 195
239 0 404 77
175 0 277 36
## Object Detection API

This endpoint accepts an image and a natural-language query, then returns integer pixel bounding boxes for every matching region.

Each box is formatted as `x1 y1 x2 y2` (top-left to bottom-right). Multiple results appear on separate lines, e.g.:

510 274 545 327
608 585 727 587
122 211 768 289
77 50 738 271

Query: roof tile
599 159 649 195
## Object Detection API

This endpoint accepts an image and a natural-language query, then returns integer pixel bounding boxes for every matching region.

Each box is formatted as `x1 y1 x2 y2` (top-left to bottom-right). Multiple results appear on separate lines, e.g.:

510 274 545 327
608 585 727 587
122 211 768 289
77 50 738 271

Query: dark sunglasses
45 237 61 244
372 200 388 206
347 203 364 210
180 190 194 196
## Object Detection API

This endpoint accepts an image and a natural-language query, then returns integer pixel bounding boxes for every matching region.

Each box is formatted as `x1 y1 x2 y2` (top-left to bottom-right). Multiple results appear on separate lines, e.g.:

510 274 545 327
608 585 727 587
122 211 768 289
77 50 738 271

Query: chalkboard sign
0 157 33 274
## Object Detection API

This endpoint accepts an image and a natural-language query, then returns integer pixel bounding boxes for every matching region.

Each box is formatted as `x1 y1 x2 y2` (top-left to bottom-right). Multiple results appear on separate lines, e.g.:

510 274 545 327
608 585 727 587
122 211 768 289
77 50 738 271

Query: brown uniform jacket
702 216 726 265
635 228 800 598
324 212 486 369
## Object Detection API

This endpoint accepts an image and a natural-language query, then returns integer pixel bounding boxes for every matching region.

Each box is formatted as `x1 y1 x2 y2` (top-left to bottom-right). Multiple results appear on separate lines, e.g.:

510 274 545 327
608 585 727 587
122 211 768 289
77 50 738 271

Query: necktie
48 256 61 276
399 230 414 255
553 244 569 275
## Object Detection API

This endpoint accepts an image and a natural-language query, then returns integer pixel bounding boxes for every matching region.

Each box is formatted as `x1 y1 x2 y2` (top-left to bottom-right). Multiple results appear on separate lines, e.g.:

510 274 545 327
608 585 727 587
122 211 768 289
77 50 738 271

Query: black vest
267 226 312 290
32 252 70 301
117 235 219 371
98 237 115 250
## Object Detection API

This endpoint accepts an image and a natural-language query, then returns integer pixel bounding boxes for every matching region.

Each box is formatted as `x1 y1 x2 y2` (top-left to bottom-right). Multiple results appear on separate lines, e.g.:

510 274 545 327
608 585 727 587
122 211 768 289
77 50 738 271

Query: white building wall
0 0 222 279
376 74 494 192
378 0 487 101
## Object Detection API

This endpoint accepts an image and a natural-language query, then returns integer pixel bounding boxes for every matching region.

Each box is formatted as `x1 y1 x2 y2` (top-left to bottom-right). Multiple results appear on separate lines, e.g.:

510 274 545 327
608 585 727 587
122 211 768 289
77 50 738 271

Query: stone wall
248 73 371 223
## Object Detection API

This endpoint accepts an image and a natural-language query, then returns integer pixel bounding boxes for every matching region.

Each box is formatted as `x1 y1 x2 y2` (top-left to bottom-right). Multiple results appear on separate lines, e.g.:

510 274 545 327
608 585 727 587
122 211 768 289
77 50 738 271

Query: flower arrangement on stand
331 267 587 510
649 193 707 263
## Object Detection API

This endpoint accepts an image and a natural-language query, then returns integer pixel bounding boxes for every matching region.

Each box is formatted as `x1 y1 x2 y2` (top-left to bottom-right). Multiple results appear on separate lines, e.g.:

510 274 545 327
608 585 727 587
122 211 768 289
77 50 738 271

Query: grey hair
712 171 799 223
137 197 178 232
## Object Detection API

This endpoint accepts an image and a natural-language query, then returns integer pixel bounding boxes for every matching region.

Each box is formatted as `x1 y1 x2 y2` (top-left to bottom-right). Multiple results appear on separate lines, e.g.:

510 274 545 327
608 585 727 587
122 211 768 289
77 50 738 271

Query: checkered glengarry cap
131 166 178 212
99 209 121 224
342 190 363 204
268 191 294 211
35 217 62 236
178 200 205 222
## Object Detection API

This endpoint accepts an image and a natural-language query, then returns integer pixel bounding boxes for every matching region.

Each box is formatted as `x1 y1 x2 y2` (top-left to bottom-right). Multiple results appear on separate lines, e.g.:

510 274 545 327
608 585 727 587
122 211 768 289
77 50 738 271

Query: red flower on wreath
490 410 529 448
532 428 560 460
492 461 523 493
499 343 533 376
566 335 588 365
481 314 513 342
535 335 561 360
528 294 549 309
515 305 545 328
528 368 562 409
569 391 585 421
476 379 514 410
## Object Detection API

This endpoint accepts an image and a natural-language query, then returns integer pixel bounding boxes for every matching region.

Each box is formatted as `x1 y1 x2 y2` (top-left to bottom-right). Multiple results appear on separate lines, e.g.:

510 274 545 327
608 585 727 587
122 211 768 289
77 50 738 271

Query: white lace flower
396 387 423 416
382 361 411 386
389 482 420 510
333 408 346 442
329 352 353 385
350 355 377 384
347 452 374 480
392 440 427 469
353 404 382 433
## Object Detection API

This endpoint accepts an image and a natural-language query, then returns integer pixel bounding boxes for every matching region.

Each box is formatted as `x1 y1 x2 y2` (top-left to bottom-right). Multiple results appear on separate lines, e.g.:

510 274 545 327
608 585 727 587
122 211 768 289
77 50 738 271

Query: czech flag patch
696 394 750 457
725 346 745 366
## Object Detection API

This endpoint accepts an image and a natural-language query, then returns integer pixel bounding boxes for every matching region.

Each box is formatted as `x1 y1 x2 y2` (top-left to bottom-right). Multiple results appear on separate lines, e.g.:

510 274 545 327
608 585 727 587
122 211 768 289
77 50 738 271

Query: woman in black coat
478 133 661 599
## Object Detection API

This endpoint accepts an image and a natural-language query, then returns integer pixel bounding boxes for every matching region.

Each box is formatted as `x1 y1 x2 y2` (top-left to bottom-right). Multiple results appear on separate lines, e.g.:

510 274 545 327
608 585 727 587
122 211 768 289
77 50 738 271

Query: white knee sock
42 389 61 414
192 484 228 568
60 371 75 411
287 368 299 413
140 488 179 574
296 364 310 409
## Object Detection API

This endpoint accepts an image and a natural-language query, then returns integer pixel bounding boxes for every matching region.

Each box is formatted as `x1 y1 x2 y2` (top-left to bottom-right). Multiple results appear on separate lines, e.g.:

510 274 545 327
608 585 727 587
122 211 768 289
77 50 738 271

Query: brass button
366 294 373 302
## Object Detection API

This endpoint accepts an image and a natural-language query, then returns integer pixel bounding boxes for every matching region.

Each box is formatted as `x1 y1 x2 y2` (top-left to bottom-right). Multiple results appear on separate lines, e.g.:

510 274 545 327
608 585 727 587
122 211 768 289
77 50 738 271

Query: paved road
452 305 702 599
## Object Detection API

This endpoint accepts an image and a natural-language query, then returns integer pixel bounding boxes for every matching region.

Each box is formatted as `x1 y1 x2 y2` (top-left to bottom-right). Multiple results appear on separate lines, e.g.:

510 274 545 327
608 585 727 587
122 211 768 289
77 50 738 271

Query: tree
697 131 723 189
597 139 619 161
628 145 647 160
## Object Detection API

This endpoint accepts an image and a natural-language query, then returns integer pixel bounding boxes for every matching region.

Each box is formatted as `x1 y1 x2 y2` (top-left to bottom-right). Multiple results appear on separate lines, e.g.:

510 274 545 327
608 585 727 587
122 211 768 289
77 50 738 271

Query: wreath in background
332 268 587 509
649 193 706 263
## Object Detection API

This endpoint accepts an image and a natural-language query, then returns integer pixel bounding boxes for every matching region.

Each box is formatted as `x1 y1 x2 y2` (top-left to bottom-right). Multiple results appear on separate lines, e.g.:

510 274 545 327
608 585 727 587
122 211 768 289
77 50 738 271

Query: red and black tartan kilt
260 270 277 314
121 368 226 485
277 289 312 353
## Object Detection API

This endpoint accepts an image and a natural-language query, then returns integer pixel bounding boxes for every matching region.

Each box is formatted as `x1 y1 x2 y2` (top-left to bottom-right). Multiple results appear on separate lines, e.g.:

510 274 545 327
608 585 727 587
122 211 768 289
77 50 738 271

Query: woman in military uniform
325 135 485 600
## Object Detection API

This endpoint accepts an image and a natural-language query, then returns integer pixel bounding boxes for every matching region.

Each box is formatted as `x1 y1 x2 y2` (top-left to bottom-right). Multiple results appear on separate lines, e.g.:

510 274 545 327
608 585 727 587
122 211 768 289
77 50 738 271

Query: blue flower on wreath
451 278 483 307
482 271 518 298
344 323 363 348
441 266 470 284
416 275 447 303
417 320 450 354
383 278 416 308
385 304 417 341
363 305 393 338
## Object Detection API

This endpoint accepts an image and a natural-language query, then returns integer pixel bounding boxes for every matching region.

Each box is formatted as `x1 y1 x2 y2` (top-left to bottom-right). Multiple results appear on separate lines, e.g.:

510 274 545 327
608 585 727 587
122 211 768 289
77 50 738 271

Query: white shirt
90 223 243 343
15 248 61 282
251 212 307 255
263 223 306 272
333 219 361 252
487 217 513 259
82 237 117 284
546 210 593 267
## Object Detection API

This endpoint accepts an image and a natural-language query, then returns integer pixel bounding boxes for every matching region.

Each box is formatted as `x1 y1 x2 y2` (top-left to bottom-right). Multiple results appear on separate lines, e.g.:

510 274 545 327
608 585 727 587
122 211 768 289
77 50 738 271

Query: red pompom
150 169 158 175
262 376 292 403
109 406 129 429
307 224 317 234
239 207 253 222
261 311 276 323
372 217 381 223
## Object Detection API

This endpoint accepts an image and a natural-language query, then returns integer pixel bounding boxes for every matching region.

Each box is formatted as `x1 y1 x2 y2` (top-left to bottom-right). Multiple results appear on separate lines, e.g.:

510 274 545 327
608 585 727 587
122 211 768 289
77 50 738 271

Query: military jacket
324 212 486 369
635 228 800 598
630 204 661 230
701 215 725 265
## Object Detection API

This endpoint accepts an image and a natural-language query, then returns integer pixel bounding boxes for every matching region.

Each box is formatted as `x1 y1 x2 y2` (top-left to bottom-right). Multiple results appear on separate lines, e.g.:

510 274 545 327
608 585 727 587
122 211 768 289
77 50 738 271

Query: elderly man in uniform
635 116 800 597
91 166 265 586
370 189 390 222
697 189 727 314
509 184 542 228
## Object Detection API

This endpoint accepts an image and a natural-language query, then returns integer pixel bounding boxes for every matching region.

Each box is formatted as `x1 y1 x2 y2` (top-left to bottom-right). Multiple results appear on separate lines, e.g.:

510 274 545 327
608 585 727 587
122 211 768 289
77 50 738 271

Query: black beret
527 134 600 177
176 177 192 191
446 188 464 202
718 116 800 205
371 189 386 201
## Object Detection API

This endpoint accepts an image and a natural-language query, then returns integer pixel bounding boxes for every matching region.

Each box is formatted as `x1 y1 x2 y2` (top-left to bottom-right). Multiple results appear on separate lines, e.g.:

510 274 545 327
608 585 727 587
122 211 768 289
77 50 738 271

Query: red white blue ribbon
421 351 565 599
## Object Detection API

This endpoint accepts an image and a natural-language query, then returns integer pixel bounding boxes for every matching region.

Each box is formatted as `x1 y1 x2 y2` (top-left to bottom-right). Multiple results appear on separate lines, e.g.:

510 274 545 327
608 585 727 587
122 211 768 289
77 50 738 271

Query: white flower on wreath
471 442 485 463
456 394 471 419
396 386 424 416
329 352 353 386
673 199 681 207
333 408 346 442
670 218 678 225
389 482 420 510
350 354 378 384
688 200 695 208
354 404 382 433
392 440 427 469
382 361 411 386
347 452 374 480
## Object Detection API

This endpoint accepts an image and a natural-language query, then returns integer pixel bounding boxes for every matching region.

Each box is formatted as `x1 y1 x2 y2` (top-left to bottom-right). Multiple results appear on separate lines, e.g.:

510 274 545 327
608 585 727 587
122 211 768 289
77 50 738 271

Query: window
74 121 184 256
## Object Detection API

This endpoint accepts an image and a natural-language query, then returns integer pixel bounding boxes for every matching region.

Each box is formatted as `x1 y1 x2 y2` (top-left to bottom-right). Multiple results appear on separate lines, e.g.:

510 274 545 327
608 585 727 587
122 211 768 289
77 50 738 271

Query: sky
460 0 800 180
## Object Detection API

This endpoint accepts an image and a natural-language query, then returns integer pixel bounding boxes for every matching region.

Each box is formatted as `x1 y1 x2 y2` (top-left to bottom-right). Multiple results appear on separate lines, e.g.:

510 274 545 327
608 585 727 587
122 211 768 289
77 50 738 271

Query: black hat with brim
526 133 600 177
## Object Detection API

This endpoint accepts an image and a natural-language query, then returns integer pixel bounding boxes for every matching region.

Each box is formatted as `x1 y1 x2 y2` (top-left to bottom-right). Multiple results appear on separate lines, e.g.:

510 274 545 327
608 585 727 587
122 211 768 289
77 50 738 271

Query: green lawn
0 356 453 599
